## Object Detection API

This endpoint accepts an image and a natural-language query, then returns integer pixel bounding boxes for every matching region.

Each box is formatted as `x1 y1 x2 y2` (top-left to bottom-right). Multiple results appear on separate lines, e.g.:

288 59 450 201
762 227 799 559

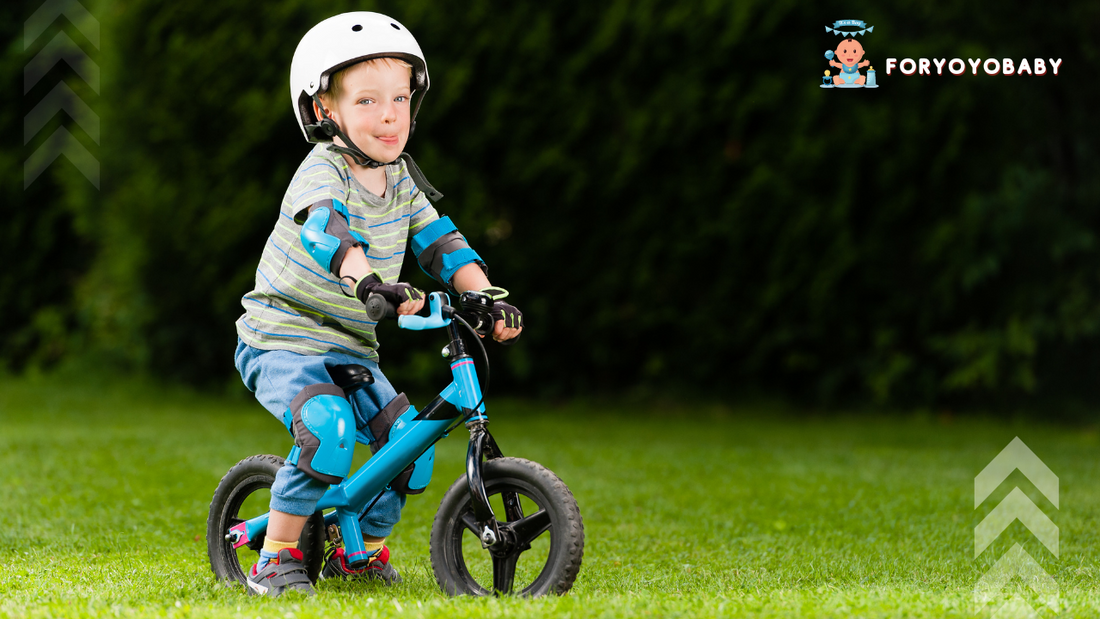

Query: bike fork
466 420 504 546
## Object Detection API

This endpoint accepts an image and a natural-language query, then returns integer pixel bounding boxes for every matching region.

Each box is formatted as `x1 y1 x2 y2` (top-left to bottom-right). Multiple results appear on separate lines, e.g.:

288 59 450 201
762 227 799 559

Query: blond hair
320 57 412 106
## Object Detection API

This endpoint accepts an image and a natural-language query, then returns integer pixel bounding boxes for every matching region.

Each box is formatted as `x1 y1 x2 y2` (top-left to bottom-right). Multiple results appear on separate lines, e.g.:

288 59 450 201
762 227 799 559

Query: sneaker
246 548 315 597
321 546 402 585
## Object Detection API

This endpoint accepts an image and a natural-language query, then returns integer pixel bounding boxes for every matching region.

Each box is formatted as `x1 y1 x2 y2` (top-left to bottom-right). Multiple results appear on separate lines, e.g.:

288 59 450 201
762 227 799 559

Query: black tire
430 457 583 596
206 454 325 586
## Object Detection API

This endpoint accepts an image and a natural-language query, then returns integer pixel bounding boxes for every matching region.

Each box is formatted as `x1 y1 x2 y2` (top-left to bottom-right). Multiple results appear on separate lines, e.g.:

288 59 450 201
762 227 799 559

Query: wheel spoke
492 553 519 595
459 512 481 535
500 490 524 522
506 509 551 547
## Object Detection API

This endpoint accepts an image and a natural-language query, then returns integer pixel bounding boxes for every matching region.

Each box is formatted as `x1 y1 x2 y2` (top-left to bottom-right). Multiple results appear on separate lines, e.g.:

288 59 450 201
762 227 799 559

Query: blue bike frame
226 292 494 566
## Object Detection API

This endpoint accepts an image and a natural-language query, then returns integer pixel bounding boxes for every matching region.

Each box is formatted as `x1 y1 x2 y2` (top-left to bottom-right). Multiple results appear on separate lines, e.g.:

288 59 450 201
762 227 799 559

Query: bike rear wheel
430 457 583 596
206 454 325 586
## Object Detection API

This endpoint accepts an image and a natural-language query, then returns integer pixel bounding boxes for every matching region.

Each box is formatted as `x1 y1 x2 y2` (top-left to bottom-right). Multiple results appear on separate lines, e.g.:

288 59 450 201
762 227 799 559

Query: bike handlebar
366 290 496 335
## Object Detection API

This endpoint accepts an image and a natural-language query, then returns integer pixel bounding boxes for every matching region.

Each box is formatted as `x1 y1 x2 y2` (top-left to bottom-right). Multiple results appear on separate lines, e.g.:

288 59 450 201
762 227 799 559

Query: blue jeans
234 339 406 537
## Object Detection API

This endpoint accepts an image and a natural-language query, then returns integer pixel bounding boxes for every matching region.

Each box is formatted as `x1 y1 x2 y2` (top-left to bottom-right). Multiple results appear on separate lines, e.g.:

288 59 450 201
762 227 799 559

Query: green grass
2 375 1100 617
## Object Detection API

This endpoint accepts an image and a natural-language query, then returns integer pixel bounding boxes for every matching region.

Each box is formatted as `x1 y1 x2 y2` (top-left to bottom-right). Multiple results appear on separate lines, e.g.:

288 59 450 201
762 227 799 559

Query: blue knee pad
283 383 355 485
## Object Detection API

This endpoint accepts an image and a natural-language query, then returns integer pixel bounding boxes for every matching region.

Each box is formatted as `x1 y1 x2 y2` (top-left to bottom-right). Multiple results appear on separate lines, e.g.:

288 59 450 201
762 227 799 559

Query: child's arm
450 263 491 292
407 202 521 342
299 198 425 316
338 246 425 316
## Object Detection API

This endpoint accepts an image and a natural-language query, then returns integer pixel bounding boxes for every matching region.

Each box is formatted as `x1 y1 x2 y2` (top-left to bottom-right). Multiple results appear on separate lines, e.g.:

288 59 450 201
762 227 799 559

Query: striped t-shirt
235 144 440 360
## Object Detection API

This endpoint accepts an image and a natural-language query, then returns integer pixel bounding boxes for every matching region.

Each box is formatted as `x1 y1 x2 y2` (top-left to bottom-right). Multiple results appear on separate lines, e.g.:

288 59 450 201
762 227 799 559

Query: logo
820 20 878 90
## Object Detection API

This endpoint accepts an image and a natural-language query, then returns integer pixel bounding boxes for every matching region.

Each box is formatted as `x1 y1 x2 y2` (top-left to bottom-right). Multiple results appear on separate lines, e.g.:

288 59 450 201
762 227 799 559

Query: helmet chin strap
308 93 443 202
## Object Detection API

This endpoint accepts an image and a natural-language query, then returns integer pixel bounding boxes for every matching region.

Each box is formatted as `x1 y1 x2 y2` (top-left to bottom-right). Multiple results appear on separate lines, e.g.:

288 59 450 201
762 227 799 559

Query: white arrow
974 543 1058 612
975 437 1058 509
991 595 1039 619
24 31 100 94
24 0 100 50
975 488 1058 557
24 126 99 189
24 81 99 144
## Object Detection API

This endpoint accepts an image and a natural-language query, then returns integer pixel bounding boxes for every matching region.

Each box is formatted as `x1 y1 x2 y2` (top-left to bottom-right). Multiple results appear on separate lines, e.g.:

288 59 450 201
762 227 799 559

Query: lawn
2 374 1099 618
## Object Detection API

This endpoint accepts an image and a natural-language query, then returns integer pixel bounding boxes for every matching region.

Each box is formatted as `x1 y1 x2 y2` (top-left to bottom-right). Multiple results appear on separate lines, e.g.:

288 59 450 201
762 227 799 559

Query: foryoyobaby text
885 58 1062 76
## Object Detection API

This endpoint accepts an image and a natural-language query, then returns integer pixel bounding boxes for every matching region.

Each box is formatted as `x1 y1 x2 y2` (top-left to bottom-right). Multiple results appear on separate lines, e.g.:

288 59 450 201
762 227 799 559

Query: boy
234 12 523 597
829 38 869 85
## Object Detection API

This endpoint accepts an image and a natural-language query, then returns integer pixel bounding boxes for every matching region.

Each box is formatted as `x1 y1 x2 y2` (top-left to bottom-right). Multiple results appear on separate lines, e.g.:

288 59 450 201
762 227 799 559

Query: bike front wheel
206 454 326 586
430 457 584 596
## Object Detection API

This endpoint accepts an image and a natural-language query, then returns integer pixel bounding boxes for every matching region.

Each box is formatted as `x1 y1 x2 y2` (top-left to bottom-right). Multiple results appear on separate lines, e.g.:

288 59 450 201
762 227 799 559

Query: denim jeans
234 339 406 537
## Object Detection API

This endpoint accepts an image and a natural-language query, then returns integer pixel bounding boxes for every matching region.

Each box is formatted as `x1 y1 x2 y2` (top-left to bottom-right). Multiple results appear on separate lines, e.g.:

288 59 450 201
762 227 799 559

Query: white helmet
290 12 430 165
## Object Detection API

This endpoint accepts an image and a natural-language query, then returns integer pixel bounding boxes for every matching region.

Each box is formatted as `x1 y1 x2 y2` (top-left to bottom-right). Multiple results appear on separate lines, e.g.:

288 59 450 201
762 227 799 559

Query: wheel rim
446 476 557 596
217 474 274 584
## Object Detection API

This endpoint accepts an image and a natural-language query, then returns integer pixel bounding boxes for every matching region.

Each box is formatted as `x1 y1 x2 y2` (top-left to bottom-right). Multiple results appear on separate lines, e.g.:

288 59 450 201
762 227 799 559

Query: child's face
325 60 412 164
834 40 864 66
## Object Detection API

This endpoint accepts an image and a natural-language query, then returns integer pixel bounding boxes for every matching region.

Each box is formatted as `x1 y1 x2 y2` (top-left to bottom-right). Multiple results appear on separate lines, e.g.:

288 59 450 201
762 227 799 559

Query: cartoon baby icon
829 38 869 85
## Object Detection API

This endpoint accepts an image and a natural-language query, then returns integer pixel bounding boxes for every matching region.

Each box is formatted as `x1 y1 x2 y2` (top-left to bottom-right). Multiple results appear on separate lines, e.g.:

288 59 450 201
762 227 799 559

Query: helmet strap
397 153 443 202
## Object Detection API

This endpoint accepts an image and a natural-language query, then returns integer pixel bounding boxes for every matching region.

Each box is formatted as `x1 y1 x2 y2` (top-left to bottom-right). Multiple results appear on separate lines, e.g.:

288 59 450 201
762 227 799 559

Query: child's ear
313 99 333 122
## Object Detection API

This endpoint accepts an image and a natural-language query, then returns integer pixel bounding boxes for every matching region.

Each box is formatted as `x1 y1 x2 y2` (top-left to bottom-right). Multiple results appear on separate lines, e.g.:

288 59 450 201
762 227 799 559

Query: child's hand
490 301 523 344
397 297 426 316
829 59 841 68
353 273 424 313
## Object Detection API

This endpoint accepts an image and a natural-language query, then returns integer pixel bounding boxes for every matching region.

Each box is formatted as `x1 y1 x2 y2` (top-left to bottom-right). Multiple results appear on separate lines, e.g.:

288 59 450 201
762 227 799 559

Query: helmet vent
351 24 362 32
390 23 400 30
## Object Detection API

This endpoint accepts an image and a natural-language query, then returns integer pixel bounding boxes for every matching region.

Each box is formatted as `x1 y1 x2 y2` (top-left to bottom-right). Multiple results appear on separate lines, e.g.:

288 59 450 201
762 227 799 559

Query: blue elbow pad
299 199 367 276
410 216 486 287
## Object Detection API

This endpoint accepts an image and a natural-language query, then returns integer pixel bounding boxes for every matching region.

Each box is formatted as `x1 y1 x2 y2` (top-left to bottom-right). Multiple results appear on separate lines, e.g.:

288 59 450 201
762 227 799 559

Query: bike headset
290 12 441 200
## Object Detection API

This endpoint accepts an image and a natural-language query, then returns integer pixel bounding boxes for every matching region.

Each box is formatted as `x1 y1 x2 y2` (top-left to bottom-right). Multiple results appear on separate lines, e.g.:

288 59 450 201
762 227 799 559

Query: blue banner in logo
825 22 873 36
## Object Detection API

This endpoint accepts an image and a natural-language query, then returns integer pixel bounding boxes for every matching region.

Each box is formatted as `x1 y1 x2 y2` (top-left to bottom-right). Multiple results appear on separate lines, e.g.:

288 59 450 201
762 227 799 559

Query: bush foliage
7 0 1100 407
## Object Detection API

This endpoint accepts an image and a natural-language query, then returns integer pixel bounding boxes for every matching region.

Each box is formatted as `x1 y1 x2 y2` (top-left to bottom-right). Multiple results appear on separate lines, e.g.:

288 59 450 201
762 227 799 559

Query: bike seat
327 364 375 394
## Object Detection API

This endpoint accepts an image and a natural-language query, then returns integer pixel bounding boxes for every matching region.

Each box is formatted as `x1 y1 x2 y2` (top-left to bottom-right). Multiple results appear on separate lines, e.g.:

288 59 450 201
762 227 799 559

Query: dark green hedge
9 0 1100 408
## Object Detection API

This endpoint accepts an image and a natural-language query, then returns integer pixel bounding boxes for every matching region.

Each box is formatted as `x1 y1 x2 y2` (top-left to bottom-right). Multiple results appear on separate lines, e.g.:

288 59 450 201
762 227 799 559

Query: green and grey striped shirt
235 144 439 360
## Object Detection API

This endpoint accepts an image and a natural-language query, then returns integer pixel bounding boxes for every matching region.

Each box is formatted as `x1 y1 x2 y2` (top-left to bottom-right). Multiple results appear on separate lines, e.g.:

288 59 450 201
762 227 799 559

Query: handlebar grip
365 293 396 322
366 293 437 322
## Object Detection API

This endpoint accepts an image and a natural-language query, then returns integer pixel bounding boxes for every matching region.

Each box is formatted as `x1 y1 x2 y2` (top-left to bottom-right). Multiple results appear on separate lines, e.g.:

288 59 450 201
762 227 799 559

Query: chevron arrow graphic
975 437 1058 509
975 487 1058 558
25 81 99 144
24 0 100 50
24 30 100 94
992 595 1040 619
24 126 99 189
974 543 1058 612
